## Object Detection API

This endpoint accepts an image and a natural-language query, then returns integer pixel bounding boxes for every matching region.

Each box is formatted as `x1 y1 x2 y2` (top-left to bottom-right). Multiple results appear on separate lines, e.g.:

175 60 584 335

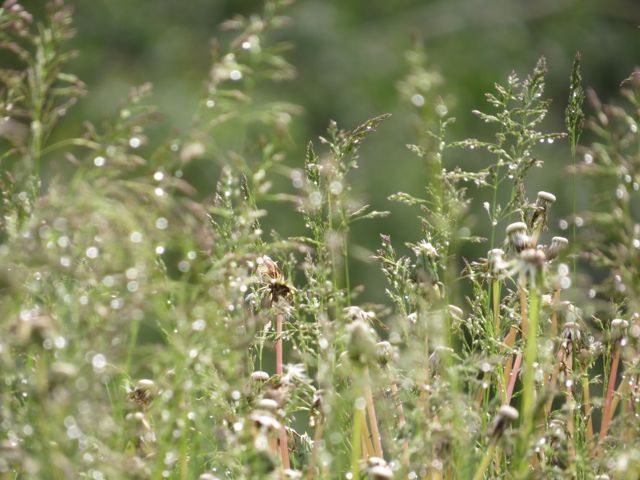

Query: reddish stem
275 312 290 468
599 345 620 441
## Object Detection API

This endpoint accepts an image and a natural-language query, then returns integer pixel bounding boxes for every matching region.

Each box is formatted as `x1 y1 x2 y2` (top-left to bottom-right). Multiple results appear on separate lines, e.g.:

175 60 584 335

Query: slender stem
582 375 593 441
492 280 501 335
275 311 290 468
472 442 497 480
350 403 365 479
276 313 284 376
364 373 384 458
306 417 325 480
361 414 375 457
506 354 522 403
517 284 539 477
600 345 621 441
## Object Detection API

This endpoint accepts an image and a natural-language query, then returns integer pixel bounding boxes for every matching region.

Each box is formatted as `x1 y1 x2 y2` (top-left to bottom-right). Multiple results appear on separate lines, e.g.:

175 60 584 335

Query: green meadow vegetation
1 1 639 478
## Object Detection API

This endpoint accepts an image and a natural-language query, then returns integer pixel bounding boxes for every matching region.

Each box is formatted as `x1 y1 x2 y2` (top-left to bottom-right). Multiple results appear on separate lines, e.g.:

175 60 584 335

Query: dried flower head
611 318 629 330
256 255 291 303
506 222 530 252
375 341 395 366
488 248 507 275
250 370 270 382
128 379 157 408
249 410 282 432
545 236 568 261
562 321 581 343
344 305 376 323
509 247 546 285
491 405 519 438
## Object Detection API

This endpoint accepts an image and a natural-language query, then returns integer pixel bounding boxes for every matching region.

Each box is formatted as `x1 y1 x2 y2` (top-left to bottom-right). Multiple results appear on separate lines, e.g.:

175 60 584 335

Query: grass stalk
581 375 593 441
275 311 290 469
350 402 365 479
516 284 540 477
472 442 497 480
599 343 620 441
364 371 384 458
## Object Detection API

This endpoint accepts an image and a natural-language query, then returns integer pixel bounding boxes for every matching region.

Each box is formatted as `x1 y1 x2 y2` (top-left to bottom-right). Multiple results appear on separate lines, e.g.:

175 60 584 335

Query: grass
1 1 640 479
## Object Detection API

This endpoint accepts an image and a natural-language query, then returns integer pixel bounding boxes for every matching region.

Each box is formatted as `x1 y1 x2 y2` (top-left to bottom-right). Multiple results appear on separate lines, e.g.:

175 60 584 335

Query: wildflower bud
129 379 157 408
491 405 519 439
368 464 393 479
488 248 506 275
545 236 568 261
506 222 530 252
250 371 270 382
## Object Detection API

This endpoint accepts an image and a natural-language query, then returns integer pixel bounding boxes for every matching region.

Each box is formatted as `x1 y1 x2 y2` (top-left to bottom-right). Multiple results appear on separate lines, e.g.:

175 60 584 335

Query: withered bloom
256 255 291 303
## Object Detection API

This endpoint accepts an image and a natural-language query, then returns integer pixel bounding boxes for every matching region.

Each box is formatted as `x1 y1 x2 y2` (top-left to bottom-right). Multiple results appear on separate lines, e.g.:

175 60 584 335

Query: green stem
473 442 497 480
517 284 540 477
350 401 365 478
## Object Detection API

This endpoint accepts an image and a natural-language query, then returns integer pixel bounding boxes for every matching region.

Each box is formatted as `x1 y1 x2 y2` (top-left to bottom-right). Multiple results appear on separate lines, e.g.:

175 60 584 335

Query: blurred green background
58 0 639 302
